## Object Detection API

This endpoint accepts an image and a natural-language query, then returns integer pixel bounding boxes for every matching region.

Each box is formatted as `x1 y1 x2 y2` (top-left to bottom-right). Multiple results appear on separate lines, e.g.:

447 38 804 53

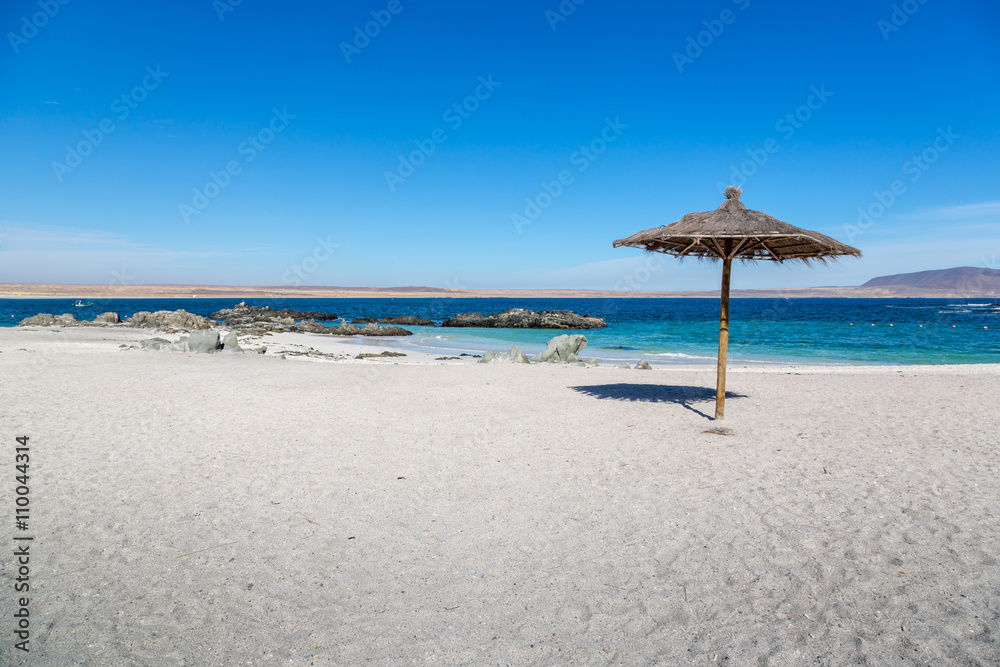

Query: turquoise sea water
2 297 998 365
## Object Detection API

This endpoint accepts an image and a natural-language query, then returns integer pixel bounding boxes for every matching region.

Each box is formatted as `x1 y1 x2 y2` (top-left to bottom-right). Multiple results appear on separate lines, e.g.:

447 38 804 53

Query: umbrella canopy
613 186 861 419
614 186 860 263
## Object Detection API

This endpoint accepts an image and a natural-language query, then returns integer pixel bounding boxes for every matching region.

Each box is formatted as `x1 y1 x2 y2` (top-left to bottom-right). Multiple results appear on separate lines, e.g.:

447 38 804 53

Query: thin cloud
0 223 125 248
847 201 1000 246
0 222 269 258
902 201 1000 222
0 223 276 284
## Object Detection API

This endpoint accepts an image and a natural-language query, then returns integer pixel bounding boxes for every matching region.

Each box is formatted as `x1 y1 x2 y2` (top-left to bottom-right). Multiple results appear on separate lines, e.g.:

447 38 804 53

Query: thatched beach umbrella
613 186 861 419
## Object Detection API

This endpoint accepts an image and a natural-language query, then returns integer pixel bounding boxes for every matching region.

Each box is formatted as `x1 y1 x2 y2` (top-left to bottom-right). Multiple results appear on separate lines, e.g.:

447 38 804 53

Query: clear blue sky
1 0 998 290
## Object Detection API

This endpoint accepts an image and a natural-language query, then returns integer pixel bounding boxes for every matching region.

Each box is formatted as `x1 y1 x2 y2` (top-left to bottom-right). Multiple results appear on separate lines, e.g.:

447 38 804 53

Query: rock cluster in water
327 320 412 337
209 301 339 323
352 315 434 326
442 309 606 329
19 310 210 329
19 304 604 337
208 303 411 336
18 304 411 337
127 310 211 329
18 313 81 327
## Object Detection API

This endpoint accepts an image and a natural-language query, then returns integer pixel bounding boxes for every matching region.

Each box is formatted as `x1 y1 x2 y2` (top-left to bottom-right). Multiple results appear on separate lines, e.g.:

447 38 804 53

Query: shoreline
5 299 997 367
4 325 998 371
4 323 999 664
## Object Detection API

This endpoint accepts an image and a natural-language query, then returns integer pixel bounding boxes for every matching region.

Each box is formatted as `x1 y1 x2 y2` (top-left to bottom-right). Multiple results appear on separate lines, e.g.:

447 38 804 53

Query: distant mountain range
862 267 1000 291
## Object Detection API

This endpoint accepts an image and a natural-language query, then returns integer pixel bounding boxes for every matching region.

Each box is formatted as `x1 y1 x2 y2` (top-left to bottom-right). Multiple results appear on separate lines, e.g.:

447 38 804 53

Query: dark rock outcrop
210 301 338 324
329 320 411 337
352 315 434 327
126 310 211 330
19 314 56 326
442 309 606 329
211 318 411 337
92 312 122 324
297 320 329 334
20 309 205 330
18 313 80 326
19 311 129 327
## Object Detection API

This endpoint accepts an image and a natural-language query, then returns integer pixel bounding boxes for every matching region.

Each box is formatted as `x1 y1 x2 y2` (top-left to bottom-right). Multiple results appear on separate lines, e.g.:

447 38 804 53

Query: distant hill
862 267 1000 291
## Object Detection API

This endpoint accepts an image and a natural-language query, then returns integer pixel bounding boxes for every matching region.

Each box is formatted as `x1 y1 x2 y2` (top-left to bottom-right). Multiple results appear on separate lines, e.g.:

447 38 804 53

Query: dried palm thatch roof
613 186 861 263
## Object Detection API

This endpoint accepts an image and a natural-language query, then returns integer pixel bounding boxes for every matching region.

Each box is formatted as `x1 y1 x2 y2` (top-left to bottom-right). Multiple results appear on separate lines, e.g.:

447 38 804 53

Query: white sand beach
2 326 998 665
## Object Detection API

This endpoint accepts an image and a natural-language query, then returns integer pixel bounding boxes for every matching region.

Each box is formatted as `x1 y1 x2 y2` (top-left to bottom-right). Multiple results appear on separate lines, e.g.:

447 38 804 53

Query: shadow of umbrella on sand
613 186 861 420
570 383 747 420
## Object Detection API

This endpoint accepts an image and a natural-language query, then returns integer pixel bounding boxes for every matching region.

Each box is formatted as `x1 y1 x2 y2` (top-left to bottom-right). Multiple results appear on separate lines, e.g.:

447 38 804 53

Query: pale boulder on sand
221 331 242 352
478 345 531 364
185 330 221 353
533 333 588 363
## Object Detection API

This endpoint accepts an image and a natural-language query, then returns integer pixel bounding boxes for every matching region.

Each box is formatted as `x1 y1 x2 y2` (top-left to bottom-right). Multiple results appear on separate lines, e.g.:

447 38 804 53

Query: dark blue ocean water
3 297 998 365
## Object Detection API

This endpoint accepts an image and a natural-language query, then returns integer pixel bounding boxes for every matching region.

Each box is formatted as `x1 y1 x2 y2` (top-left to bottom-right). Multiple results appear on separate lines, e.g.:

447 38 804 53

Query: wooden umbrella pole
715 245 733 420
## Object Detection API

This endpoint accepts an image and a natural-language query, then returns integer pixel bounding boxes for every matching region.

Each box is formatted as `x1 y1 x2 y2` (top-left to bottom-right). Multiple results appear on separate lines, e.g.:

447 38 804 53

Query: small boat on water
74 300 93 307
